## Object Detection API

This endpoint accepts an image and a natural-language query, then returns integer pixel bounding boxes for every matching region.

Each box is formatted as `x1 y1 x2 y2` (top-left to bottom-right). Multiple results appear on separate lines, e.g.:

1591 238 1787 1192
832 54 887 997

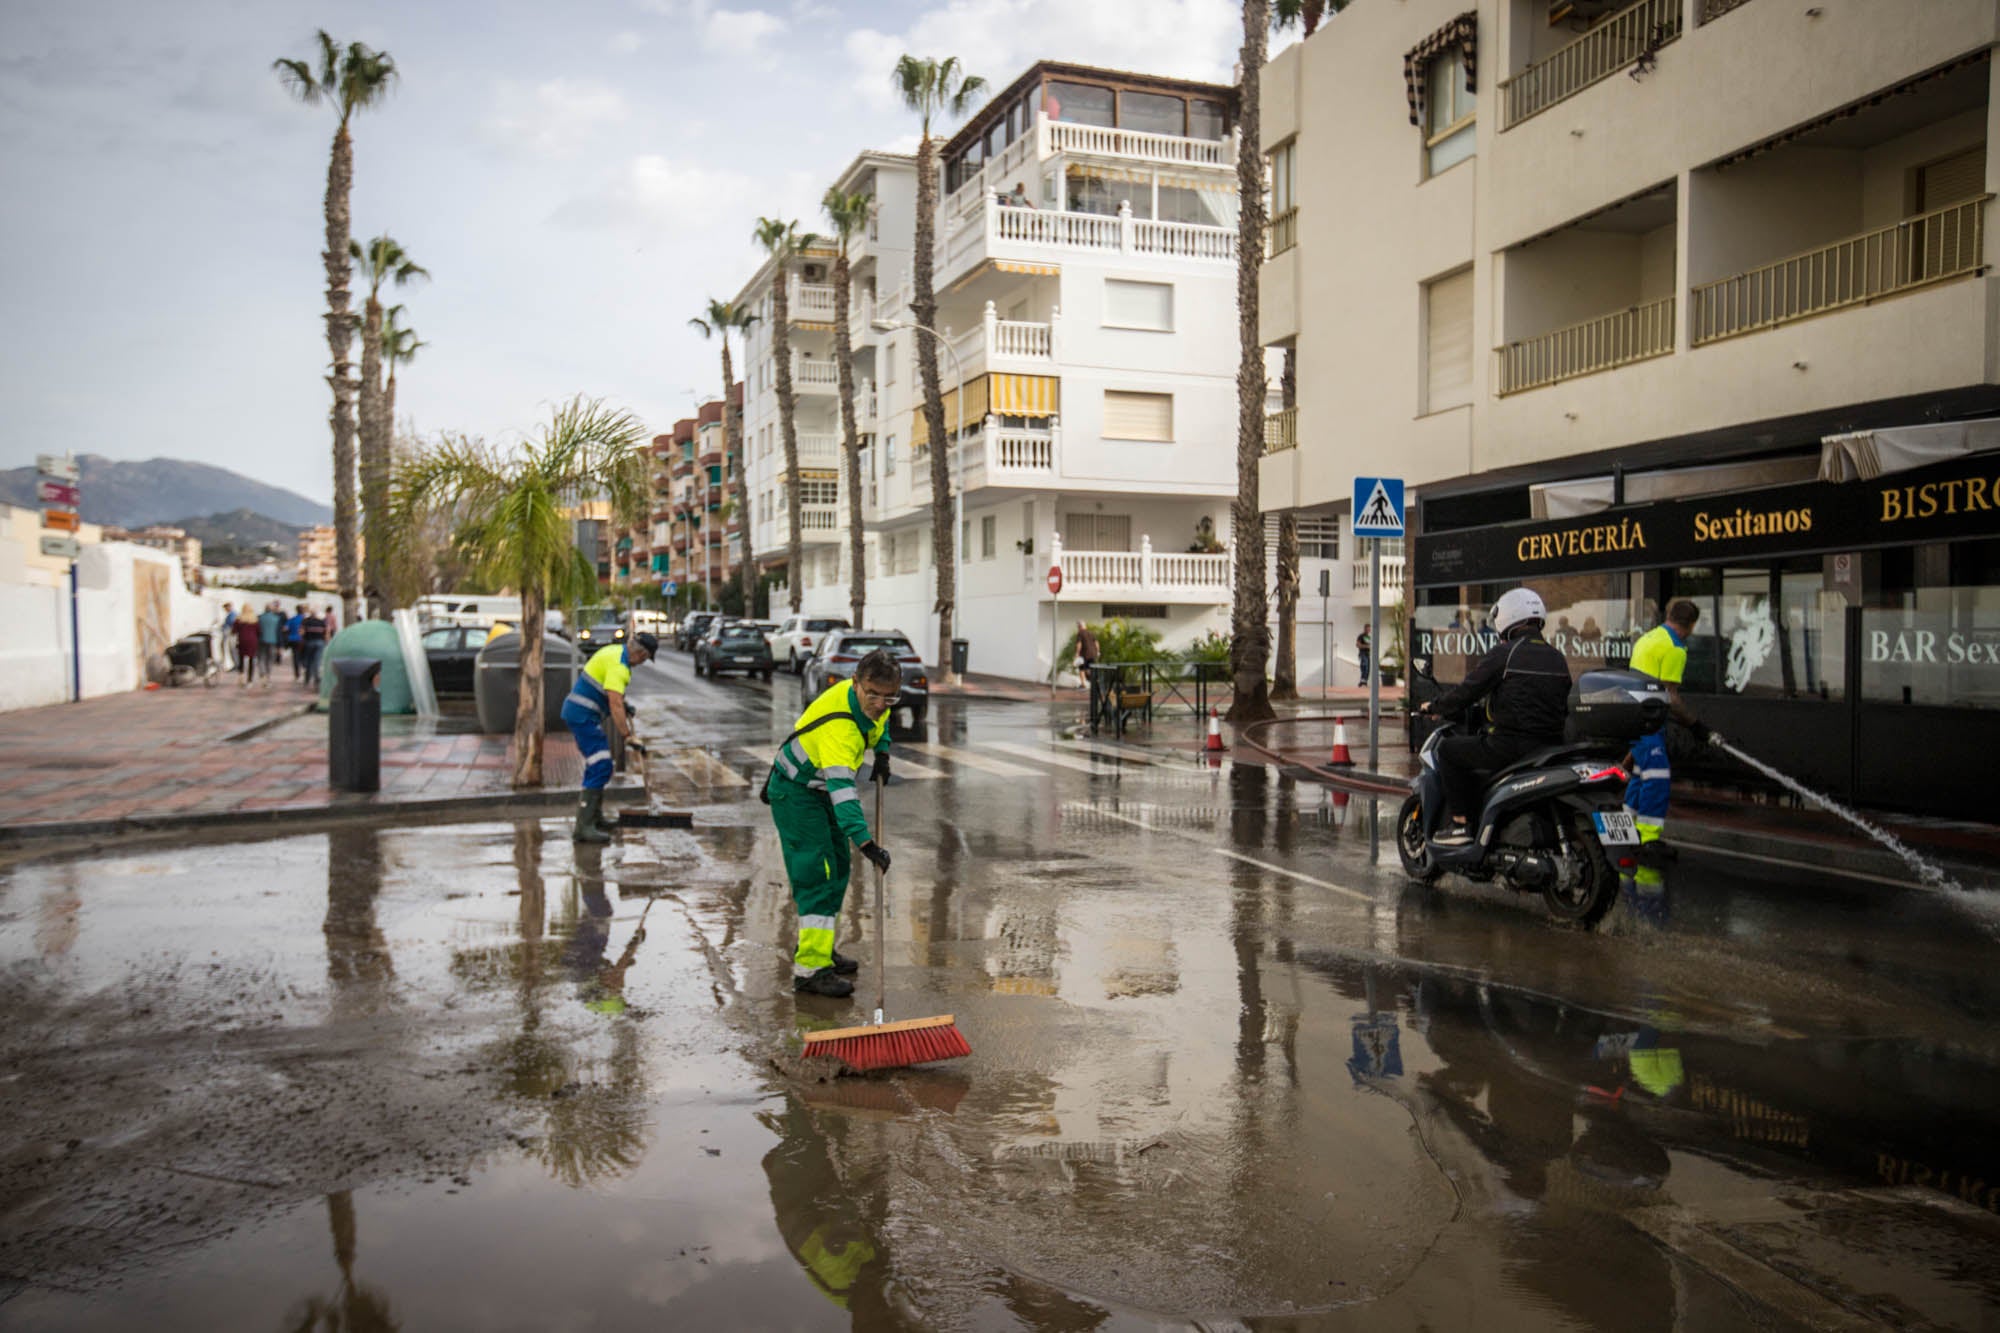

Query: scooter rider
1415 588 1572 843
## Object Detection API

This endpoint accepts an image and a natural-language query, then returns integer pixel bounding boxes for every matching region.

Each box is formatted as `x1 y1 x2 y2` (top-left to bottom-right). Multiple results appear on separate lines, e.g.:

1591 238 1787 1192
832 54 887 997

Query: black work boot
572 791 611 844
793 968 855 998
830 949 861 976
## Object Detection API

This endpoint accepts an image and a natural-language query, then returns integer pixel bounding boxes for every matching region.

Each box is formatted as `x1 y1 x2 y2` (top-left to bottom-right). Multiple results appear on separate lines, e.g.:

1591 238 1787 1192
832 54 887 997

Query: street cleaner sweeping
561 631 657 844
767 648 969 1070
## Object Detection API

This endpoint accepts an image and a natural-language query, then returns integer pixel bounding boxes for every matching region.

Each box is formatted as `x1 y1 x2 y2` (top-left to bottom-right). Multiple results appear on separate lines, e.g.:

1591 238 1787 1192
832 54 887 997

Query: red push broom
802 780 971 1072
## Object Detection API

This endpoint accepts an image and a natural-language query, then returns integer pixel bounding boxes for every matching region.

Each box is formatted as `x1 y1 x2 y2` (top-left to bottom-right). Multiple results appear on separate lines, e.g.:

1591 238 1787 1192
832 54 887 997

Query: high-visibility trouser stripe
564 694 601 717
794 920 838 975
829 786 861 806
582 749 615 786
1635 769 1671 781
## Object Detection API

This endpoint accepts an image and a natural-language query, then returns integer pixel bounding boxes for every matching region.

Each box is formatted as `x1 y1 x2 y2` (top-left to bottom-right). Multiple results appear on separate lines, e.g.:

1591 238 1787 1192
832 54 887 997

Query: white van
415 594 565 636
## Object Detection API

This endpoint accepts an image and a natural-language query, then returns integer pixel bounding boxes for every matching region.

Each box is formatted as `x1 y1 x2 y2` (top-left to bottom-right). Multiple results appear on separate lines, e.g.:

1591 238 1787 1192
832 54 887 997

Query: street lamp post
873 316 965 684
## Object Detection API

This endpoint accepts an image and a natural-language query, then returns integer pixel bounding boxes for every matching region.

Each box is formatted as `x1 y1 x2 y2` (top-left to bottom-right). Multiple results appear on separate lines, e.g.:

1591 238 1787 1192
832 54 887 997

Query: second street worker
1415 588 1571 843
763 649 900 999
560 631 657 844
1624 599 1722 856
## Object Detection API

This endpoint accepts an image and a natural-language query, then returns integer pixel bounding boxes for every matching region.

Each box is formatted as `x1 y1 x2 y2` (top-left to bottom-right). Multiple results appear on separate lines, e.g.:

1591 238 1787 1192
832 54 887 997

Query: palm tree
1229 0 1277 723
350 235 428 618
1272 348 1300 700
754 218 818 614
382 305 425 436
392 398 649 787
274 32 398 627
823 187 872 630
893 54 986 676
689 299 756 606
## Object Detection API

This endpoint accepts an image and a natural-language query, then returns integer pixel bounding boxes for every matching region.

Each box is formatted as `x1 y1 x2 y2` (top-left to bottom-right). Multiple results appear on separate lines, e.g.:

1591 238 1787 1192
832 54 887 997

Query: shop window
1863 537 2000 709
1413 576 1644 686
1670 560 1843 700
1045 81 1115 128
1120 90 1185 137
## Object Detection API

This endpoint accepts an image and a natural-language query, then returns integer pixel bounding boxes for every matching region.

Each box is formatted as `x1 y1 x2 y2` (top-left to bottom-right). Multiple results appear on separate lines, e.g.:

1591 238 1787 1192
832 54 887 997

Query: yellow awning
799 468 838 481
1068 162 1150 185
909 374 992 447
994 260 1059 276
991 373 1059 415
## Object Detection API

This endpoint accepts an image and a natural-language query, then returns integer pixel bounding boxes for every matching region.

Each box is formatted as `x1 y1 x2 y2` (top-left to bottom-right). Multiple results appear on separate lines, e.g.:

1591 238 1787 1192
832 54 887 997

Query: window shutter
1103 391 1174 441
1918 146 1985 210
1425 269 1474 412
1105 279 1174 330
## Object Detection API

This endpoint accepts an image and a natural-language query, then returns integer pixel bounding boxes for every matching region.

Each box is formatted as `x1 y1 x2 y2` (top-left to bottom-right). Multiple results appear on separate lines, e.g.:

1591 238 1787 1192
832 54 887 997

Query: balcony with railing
1050 533 1230 603
1497 296 1675 395
1499 0 1682 130
1266 207 1297 259
1691 197 1990 346
942 302 1058 381
1348 554 1407 605
939 195 1234 287
793 356 840 394
790 280 836 323
801 505 840 532
941 110 1238 226
1263 407 1297 454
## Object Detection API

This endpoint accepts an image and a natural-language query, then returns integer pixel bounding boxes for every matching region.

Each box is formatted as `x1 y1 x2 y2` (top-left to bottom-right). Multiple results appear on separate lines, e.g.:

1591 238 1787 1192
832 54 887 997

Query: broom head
801 1014 971 1072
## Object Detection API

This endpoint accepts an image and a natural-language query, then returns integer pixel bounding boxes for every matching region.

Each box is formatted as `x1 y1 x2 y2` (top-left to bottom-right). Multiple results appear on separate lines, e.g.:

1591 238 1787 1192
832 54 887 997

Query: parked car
422 625 483 696
751 620 783 654
770 614 851 674
802 629 928 729
575 606 627 655
675 611 719 652
695 619 774 681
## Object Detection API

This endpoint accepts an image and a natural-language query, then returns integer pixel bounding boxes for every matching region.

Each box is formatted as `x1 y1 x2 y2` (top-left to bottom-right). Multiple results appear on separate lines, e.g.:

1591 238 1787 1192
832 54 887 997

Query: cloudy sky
0 0 1279 506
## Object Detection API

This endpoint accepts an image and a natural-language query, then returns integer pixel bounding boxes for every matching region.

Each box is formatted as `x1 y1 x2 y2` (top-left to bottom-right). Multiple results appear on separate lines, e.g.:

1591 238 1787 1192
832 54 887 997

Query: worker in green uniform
765 649 900 999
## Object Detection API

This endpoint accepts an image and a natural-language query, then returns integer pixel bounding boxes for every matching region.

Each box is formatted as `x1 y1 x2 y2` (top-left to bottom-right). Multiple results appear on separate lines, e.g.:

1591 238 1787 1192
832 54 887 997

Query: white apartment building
736 64 1256 680
1264 0 2000 815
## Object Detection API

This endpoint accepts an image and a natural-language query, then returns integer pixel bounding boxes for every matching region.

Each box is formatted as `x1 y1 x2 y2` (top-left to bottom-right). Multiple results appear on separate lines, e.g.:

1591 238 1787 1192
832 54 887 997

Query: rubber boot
573 790 611 843
829 949 861 976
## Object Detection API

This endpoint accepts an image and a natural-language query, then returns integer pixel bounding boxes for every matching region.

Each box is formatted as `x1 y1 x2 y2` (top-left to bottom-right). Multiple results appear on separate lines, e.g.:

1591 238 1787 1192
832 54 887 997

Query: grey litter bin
950 637 969 676
329 658 382 793
475 631 581 736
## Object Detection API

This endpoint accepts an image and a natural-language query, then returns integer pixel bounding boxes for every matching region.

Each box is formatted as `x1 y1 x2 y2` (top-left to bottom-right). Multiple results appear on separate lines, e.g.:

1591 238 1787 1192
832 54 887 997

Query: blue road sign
662 579 677 595
1352 477 1405 538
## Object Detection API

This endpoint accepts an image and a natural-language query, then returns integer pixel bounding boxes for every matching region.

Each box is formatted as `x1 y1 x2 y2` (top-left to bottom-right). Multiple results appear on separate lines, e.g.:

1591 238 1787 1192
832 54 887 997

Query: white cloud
845 0 1243 115
485 79 630 156
550 154 755 237
609 30 645 55
703 8 787 62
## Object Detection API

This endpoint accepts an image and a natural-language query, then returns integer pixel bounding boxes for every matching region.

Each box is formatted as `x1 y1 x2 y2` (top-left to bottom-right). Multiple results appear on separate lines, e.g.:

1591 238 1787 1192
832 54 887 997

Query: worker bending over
764 649 899 999
561 631 657 843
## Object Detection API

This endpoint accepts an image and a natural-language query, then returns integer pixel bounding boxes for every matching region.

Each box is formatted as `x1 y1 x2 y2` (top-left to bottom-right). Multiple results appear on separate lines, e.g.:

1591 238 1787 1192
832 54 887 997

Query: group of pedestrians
218 599 335 688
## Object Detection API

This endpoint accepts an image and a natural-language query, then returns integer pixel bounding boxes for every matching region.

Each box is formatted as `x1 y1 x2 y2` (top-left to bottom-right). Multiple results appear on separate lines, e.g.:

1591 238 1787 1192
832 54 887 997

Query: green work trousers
769 777 852 978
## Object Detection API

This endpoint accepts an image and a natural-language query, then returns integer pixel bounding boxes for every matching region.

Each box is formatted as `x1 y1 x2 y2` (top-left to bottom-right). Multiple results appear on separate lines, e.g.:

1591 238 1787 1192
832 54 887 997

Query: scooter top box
1565 669 1670 743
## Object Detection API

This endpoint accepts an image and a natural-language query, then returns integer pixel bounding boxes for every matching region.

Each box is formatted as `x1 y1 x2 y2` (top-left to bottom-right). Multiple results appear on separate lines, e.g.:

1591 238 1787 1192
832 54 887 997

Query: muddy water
2 698 1998 1328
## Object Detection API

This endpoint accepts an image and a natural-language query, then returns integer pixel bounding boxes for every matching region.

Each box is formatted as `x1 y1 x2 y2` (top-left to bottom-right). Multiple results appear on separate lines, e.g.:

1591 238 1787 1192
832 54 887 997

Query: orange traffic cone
1205 706 1226 753
1331 788 1351 827
1329 717 1356 768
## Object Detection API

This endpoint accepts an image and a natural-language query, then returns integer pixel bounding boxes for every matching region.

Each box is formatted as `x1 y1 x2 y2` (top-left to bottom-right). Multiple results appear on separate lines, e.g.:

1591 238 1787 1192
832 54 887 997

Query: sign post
1352 476 1406 775
1318 567 1330 699
38 452 81 703
1047 563 1063 697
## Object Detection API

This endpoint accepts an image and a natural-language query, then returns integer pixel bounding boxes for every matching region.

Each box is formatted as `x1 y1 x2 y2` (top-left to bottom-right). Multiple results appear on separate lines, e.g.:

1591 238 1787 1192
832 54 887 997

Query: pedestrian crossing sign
1352 476 1405 538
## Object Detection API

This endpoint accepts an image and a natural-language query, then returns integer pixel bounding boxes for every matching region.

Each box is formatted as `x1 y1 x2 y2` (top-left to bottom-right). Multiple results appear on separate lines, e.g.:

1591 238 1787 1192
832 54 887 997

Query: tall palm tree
1272 348 1300 700
382 304 425 436
823 187 872 631
754 218 818 614
274 32 397 627
1229 0 1277 723
392 398 649 787
350 235 428 617
893 54 986 677
689 299 756 606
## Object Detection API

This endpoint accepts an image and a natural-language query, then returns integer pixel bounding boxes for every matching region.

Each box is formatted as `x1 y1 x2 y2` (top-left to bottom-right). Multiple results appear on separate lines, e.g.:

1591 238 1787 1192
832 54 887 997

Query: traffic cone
1205 706 1226 753
1331 788 1351 827
1329 717 1356 768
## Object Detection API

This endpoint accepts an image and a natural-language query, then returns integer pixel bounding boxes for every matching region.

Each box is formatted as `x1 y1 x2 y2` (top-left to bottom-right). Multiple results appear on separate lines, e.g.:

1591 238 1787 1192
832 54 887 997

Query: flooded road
2 653 1997 1329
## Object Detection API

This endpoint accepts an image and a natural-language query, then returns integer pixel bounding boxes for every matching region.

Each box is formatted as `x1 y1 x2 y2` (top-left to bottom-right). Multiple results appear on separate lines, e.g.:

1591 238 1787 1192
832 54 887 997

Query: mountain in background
172 509 304 567
0 454 330 529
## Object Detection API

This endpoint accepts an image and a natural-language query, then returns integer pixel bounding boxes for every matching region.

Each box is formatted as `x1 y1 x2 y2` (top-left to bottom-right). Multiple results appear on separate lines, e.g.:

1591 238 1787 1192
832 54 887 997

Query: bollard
329 658 382 792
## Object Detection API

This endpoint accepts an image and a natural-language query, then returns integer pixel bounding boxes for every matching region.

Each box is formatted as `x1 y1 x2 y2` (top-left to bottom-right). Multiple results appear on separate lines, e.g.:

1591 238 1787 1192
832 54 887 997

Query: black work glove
873 751 891 785
1688 719 1712 744
860 841 891 873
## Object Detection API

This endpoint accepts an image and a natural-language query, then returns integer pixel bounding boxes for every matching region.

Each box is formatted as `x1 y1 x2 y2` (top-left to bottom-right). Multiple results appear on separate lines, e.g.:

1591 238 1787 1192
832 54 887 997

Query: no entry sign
1046 565 1063 596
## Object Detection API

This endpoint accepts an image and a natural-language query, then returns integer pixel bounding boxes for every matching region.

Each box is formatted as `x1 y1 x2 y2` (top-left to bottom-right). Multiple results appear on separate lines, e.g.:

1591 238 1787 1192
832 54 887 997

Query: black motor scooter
1396 669 1670 927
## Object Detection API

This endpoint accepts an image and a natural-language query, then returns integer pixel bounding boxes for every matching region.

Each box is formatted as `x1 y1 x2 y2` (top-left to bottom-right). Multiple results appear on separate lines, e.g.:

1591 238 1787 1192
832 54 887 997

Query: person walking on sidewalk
559 632 658 843
232 610 260 685
218 602 238 671
1356 626 1372 685
1624 599 1723 857
286 605 306 680
1073 620 1100 679
299 607 328 688
256 602 283 684
763 649 899 1000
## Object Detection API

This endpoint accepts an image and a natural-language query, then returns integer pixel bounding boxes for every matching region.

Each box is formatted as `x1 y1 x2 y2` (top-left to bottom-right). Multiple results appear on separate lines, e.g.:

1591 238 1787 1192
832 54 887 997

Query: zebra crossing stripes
985 741 1122 775
897 741 1043 779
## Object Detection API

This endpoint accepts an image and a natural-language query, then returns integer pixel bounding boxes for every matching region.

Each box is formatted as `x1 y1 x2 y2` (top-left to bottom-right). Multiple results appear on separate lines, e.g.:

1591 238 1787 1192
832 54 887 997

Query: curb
0 779 648 848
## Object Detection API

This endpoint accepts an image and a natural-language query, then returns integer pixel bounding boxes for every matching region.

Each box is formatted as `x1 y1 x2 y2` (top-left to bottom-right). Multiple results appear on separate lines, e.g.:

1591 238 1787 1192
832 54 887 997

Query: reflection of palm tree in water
281 1191 398 1332
325 828 395 1019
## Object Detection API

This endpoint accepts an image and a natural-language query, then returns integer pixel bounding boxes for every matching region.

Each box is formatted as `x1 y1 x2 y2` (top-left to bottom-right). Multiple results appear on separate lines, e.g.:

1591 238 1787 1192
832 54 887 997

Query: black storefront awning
1416 446 2000 587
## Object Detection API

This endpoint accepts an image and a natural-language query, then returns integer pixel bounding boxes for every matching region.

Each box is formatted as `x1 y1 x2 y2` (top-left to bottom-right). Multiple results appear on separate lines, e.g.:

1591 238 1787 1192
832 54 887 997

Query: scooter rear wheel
1544 812 1617 928
1396 793 1442 884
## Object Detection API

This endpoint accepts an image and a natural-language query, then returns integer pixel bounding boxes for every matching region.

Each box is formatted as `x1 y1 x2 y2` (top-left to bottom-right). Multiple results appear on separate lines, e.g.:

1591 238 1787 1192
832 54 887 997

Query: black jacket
1428 630 1570 742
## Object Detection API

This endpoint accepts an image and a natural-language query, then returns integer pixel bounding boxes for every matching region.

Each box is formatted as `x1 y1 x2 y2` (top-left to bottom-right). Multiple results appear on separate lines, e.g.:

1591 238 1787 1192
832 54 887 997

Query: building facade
296 524 346 591
1265 0 2000 814
734 64 1255 680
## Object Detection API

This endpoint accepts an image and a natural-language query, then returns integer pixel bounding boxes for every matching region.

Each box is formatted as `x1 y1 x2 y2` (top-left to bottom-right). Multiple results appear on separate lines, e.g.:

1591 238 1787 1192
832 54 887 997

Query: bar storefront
1411 444 2000 820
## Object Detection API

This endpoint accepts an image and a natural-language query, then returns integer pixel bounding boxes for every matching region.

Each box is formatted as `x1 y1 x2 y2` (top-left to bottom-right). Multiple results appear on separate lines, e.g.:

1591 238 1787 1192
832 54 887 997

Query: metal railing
1267 206 1298 258
1086 660 1230 736
1690 197 1990 346
1700 0 1757 20
1499 0 1682 129
1264 406 1297 453
1496 295 1676 395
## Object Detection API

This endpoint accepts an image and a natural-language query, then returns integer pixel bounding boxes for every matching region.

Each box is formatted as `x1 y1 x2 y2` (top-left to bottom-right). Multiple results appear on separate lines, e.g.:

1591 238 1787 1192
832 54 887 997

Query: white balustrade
988 426 1054 473
1054 533 1231 597
801 506 839 531
790 281 836 321
1133 219 1236 261
793 357 839 391
796 434 839 466
992 318 1052 359
994 203 1121 251
1046 120 1234 167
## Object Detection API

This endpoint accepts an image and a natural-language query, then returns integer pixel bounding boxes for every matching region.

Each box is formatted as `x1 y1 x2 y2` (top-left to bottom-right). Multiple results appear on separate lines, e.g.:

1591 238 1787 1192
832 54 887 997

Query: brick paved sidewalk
0 684 585 835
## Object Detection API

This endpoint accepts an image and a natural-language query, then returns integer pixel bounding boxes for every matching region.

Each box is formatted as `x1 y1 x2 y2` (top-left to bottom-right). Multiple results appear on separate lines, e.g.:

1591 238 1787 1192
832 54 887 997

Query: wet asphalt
2 650 1998 1330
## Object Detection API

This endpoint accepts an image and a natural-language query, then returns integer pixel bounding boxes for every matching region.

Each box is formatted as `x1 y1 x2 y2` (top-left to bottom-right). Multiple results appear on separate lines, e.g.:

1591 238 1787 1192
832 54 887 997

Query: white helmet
1493 588 1547 636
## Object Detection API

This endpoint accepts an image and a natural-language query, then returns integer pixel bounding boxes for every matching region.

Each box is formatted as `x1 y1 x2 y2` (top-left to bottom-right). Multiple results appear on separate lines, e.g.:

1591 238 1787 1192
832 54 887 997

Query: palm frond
314 30 339 90
272 56 322 105
949 73 987 118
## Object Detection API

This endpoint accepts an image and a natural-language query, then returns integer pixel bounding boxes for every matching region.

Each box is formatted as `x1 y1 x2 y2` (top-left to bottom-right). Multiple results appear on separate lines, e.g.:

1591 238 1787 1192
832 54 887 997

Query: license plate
897 708 912 728
1593 811 1640 845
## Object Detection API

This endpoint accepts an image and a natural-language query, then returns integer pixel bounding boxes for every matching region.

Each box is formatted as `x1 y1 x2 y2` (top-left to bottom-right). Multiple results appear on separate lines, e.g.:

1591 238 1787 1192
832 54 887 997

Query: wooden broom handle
873 777 886 1022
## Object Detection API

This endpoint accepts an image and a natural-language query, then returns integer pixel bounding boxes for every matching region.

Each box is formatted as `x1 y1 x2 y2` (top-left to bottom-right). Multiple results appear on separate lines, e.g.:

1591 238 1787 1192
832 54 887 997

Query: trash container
475 631 582 736
329 658 382 793
950 637 969 676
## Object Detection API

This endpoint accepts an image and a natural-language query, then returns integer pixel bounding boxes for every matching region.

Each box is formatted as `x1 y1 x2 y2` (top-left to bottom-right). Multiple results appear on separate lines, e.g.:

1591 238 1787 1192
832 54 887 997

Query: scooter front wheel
1544 812 1617 928
1396 793 1442 884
